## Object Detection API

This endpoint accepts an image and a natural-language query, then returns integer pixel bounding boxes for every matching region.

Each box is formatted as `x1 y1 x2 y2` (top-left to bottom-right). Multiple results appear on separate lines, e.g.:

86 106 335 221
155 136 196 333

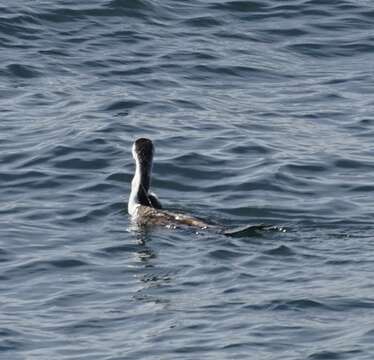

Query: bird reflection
129 224 156 262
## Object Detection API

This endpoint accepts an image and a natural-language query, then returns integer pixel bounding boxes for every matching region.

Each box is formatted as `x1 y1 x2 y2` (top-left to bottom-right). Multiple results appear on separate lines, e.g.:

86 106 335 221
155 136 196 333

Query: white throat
128 143 153 216
128 156 141 216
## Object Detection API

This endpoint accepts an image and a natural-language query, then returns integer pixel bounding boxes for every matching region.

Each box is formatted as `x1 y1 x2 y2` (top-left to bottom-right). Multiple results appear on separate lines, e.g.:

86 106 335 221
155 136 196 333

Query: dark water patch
284 163 328 174
207 249 244 260
43 290 110 310
36 7 97 23
210 1 267 13
308 349 363 360
270 299 331 312
262 27 309 37
325 259 357 265
47 258 89 269
349 184 374 192
53 157 109 170
24 207 61 221
272 172 318 194
79 182 118 193
357 118 374 126
331 298 374 311
99 243 143 256
39 48 70 57
105 65 154 77
171 99 205 111
227 143 273 155
100 30 151 45
190 64 287 80
289 38 374 58
17 154 53 169
0 248 12 263
235 178 283 193
286 43 334 58
6 64 42 79
0 16 41 37
0 339 24 352
333 158 374 170
107 0 152 11
181 16 223 28
67 206 113 224
106 172 129 183
340 41 374 54
360 10 374 20
161 50 217 61
0 152 28 166
5 258 89 279
63 317 108 332
171 152 226 168
0 170 49 184
304 0 350 6
51 145 84 158
264 245 295 257
104 99 146 112
0 328 22 339
301 9 333 17
33 0 167 22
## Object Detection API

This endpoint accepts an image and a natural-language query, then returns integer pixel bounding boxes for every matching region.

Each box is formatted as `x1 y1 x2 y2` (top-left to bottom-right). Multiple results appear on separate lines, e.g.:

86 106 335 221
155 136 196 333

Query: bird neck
128 156 153 215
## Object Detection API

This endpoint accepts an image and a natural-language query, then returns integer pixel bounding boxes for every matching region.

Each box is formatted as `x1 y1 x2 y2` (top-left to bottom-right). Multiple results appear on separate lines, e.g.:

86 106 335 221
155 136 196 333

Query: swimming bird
128 138 273 235
128 138 216 229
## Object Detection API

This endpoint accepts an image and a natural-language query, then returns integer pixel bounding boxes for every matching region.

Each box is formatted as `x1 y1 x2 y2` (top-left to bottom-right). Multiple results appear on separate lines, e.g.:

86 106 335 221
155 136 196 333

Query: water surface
1 0 374 359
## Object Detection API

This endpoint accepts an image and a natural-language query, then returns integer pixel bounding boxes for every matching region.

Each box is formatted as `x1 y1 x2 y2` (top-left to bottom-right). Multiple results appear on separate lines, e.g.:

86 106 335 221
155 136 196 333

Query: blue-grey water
1 0 374 359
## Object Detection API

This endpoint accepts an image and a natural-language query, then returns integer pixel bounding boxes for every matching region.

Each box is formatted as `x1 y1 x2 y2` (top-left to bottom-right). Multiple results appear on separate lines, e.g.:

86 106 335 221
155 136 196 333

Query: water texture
1 0 374 359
